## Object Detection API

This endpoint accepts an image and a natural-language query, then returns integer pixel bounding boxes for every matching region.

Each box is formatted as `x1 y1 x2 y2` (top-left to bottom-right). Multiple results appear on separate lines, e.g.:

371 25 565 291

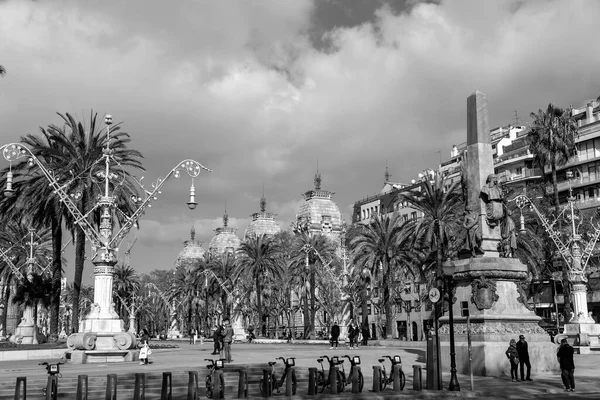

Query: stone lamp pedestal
556 281 600 353
439 258 559 377
10 305 46 344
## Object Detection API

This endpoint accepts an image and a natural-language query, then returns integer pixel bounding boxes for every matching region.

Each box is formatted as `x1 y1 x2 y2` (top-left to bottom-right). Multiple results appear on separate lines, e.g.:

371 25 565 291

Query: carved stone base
555 323 600 353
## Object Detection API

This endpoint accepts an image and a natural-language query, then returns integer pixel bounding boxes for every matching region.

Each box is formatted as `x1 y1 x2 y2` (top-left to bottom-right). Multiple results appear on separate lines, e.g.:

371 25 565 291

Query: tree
113 263 140 327
235 234 281 337
526 104 578 319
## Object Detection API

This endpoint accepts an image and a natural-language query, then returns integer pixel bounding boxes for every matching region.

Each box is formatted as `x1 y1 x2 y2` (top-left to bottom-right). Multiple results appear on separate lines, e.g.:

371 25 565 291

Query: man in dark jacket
516 335 532 381
330 321 340 349
557 338 575 392
212 324 223 355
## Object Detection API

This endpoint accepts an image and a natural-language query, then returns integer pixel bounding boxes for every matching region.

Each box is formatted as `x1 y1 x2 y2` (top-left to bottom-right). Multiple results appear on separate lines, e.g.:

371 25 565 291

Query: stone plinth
557 322 600 354
439 257 559 377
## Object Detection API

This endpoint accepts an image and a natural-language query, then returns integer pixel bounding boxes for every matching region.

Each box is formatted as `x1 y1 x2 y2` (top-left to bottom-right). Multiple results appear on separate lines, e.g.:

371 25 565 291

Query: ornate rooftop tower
244 193 281 240
209 209 241 255
175 226 205 269
296 171 342 243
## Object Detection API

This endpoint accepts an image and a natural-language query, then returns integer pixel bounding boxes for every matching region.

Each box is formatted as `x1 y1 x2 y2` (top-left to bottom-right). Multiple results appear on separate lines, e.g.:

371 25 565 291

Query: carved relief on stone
470 276 499 310
516 281 533 311
454 269 528 281
438 322 547 335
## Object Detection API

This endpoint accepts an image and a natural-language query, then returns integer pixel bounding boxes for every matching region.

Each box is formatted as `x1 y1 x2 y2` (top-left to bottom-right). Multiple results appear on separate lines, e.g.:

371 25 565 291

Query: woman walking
505 339 519 381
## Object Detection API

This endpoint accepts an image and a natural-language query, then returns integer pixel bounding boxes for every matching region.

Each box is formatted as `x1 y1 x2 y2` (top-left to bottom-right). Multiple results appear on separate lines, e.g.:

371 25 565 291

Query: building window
368 304 372 315
411 212 417 220
461 301 469 317
403 214 409 223
516 167 522 176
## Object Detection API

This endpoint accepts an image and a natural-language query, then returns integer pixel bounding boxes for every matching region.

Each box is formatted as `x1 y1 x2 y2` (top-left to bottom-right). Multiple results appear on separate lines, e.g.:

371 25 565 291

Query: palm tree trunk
309 262 316 339
49 212 63 342
71 192 87 333
553 162 572 320
302 290 309 338
361 285 368 328
383 265 393 337
255 274 262 337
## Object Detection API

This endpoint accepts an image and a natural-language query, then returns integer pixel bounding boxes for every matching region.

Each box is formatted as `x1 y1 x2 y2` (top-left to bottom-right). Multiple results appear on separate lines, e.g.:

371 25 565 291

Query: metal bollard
46 375 58 400
187 371 199 400
134 373 146 400
372 366 382 392
14 377 26 400
413 365 423 391
214 370 224 399
76 375 88 400
105 374 117 400
262 369 272 397
237 370 248 398
329 366 338 395
161 372 172 400
285 367 295 396
351 366 361 393
392 364 402 391
307 368 318 395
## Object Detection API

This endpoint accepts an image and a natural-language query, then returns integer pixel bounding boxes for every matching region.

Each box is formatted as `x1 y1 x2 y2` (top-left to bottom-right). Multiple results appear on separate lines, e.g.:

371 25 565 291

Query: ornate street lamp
1 114 212 357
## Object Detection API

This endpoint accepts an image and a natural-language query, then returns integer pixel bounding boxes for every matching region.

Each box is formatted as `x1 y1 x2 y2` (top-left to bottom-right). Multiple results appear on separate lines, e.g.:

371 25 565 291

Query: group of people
329 320 370 350
210 318 234 363
506 335 576 392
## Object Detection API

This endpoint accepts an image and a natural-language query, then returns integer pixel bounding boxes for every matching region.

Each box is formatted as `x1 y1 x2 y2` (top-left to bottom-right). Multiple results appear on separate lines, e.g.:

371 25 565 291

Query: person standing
212 324 223 355
505 339 519 382
557 338 575 392
516 335 532 381
139 329 151 365
330 321 340 349
347 321 356 350
361 322 369 346
189 327 195 345
222 318 234 363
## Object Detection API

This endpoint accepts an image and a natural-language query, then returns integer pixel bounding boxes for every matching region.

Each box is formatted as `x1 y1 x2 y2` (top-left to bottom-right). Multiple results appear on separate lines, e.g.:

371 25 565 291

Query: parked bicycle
338 355 364 392
39 361 63 400
315 355 344 393
259 357 297 395
377 355 406 390
204 358 225 399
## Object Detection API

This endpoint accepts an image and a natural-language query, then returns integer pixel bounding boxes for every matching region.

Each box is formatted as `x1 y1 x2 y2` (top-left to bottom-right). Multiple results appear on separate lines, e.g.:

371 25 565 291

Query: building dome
175 227 205 268
209 212 241 255
244 196 281 240
296 172 343 243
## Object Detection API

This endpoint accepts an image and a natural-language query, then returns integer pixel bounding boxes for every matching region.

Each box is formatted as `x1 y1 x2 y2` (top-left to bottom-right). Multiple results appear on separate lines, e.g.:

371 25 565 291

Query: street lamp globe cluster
1 114 212 362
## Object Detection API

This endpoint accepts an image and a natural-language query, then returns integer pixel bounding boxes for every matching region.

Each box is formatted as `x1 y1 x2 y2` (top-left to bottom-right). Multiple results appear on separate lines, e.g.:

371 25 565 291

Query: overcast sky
1 0 599 283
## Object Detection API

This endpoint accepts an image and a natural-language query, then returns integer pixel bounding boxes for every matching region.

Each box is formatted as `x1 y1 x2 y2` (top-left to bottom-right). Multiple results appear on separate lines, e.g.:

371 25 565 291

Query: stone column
571 283 593 323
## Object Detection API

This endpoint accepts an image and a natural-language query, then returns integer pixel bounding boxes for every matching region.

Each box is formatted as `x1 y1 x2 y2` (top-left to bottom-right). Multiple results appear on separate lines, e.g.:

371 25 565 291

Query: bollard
285 367 295 396
161 372 172 400
413 365 422 391
76 375 88 400
372 366 382 393
351 366 360 393
214 370 224 400
392 364 402 391
261 369 272 397
134 373 146 400
329 366 338 395
14 377 26 400
46 375 58 400
237 370 248 398
105 374 117 400
307 368 318 395
187 371 199 400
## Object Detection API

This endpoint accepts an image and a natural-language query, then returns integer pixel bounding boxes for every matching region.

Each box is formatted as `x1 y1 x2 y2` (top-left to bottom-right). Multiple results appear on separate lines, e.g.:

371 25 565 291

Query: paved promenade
0 341 598 399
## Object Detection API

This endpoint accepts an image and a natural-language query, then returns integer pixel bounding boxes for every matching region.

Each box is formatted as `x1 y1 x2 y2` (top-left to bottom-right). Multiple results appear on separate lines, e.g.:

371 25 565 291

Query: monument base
9 324 47 345
65 349 139 364
556 322 600 354
440 257 559 377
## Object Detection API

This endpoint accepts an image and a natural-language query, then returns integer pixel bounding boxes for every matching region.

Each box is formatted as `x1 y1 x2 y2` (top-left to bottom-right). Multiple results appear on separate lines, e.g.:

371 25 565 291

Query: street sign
429 288 441 303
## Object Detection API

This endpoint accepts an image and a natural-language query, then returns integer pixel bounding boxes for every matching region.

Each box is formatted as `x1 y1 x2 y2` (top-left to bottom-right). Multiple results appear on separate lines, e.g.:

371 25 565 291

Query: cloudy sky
1 0 599 283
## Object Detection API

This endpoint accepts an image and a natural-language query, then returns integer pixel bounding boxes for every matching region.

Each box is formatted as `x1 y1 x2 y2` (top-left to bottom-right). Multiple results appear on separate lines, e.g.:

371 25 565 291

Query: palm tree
113 263 140 326
526 104 578 319
12 273 53 338
350 213 418 336
234 234 281 337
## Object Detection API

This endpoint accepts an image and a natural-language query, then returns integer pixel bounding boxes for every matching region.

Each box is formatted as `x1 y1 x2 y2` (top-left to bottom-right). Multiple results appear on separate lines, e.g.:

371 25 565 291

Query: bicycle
204 358 225 399
259 357 297 395
315 355 344 393
377 355 406 390
339 355 364 392
39 361 63 400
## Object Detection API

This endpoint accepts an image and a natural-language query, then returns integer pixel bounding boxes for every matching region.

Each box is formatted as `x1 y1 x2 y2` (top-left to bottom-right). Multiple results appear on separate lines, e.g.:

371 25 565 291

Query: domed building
209 212 241 256
175 226 205 269
244 196 281 240
296 171 343 244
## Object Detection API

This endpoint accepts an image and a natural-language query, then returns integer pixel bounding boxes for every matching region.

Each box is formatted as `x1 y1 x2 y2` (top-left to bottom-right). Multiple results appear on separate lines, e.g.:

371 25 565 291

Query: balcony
501 168 544 183
494 150 534 167
554 174 600 193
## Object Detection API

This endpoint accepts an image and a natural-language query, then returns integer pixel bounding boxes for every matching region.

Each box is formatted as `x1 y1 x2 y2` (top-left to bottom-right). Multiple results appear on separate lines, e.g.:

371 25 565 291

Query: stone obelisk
438 91 558 377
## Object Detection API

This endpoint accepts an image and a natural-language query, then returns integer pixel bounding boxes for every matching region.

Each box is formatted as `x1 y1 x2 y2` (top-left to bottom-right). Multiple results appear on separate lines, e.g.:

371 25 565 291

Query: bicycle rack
213 370 224 399
413 365 423 391
134 373 146 400
285 367 295 396
105 374 117 400
392 364 403 391
237 370 248 398
187 371 199 400
372 365 382 392
161 372 172 400
328 364 338 395
13 376 26 400
261 369 272 397
307 367 318 395
351 366 361 393
46 375 58 400
76 375 88 400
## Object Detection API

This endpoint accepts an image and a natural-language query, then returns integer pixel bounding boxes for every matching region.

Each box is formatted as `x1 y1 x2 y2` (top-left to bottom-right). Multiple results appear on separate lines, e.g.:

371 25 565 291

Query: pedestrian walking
361 322 369 346
223 318 234 363
347 321 356 349
139 328 151 365
193 328 198 345
557 338 575 392
516 335 532 381
189 327 195 345
330 321 340 349
505 339 519 381
212 324 223 355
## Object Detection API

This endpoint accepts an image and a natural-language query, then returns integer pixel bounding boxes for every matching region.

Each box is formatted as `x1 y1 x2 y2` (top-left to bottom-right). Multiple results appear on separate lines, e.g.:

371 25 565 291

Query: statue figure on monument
480 173 504 228
500 215 518 258
458 205 483 258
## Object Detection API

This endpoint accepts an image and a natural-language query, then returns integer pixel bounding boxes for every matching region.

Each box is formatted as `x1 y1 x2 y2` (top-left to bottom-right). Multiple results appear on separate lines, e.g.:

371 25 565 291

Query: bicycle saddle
378 358 385 363
317 358 323 363
268 361 277 366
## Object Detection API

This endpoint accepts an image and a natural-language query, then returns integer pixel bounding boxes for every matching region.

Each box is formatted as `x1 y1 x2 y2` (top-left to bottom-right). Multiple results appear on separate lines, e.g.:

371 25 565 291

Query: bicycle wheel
358 371 364 392
51 379 58 400
380 370 388 391
336 370 344 393
217 374 225 399
316 371 326 393
291 370 297 395
400 369 406 390
205 375 213 399
259 377 265 396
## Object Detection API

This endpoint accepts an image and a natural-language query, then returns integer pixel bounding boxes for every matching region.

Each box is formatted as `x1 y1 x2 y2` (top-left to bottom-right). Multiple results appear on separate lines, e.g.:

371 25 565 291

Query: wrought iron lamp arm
1 143 103 249
0 247 25 280
581 225 600 271
109 159 211 248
